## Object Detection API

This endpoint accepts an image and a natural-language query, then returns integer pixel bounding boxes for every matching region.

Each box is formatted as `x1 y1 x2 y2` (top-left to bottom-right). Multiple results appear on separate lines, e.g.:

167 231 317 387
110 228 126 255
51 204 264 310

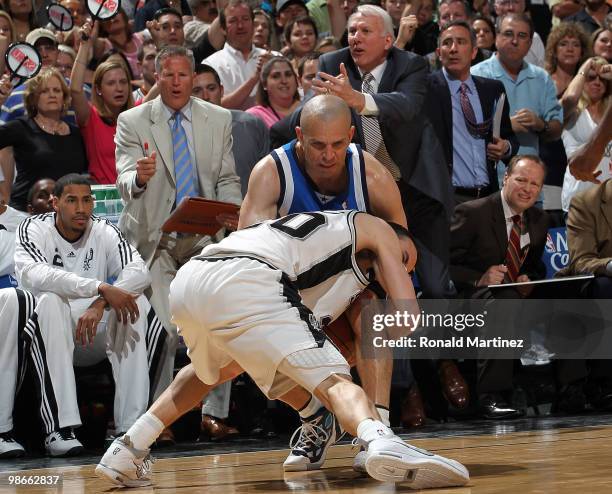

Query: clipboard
161 197 239 235
492 93 505 139
488 274 594 289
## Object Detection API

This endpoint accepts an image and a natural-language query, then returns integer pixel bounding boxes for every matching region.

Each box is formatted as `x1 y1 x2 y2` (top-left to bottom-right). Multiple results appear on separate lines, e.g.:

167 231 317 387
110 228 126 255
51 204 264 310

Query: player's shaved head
300 94 352 134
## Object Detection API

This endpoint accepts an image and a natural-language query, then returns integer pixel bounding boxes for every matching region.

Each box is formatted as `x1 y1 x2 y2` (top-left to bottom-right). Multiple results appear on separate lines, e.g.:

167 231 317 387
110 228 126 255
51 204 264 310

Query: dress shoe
400 384 426 428
553 382 587 414
478 394 524 420
438 360 469 409
199 415 240 441
155 427 176 447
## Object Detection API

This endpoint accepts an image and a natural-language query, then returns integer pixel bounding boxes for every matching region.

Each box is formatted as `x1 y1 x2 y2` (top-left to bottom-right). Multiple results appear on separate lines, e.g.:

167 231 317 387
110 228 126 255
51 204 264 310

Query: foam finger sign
47 4 74 31
86 0 121 21
5 43 42 81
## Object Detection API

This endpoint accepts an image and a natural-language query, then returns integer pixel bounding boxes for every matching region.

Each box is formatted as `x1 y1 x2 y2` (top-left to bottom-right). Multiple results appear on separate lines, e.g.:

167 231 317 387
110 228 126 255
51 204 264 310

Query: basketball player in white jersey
97 210 470 489
240 94 411 471
12 174 165 456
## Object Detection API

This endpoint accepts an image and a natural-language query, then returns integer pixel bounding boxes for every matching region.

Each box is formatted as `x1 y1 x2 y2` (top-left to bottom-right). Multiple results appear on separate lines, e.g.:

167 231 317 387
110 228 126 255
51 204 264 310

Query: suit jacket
450 191 549 292
115 96 242 264
565 179 612 276
425 70 518 190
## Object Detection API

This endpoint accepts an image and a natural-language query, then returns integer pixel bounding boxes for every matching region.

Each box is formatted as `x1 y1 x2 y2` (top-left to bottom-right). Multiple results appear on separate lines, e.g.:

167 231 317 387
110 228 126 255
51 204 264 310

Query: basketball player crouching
96 211 469 489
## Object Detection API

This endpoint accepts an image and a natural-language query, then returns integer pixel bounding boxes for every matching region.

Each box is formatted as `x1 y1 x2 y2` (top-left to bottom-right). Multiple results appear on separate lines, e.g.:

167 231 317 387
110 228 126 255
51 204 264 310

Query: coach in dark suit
451 155 549 418
308 4 453 299
425 21 518 205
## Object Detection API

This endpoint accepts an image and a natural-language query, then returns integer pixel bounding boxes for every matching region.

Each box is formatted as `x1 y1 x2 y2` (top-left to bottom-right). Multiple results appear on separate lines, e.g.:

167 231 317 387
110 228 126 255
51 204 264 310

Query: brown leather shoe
438 360 469 409
156 427 176 447
401 384 426 428
199 415 240 441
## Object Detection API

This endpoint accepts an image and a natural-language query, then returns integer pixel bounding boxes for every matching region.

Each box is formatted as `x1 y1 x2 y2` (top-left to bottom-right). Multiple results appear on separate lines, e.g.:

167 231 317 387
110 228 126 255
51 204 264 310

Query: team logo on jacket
308 313 323 332
83 248 94 271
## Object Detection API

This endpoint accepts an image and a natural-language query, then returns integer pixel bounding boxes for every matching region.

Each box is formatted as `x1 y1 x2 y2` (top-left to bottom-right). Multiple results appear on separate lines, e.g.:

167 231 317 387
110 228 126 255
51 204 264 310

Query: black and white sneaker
0 430 25 458
283 407 343 471
44 428 84 457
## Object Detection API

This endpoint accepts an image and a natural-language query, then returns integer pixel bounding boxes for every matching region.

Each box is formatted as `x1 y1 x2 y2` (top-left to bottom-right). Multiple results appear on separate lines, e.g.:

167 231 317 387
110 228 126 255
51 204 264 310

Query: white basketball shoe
95 435 155 487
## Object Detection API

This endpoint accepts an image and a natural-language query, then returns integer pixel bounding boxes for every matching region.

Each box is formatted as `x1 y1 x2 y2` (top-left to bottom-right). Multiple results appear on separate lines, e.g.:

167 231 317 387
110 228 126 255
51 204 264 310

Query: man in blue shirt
426 20 518 204
471 13 562 157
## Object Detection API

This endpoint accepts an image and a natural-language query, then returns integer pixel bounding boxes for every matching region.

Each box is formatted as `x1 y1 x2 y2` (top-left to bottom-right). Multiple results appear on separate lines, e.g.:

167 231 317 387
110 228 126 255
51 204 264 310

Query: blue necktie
172 111 196 204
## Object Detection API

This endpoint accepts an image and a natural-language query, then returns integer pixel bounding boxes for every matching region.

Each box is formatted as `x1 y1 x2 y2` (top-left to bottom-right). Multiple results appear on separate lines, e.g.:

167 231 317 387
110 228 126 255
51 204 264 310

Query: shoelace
351 437 367 453
135 454 155 478
288 422 329 455
58 428 76 441
0 432 16 442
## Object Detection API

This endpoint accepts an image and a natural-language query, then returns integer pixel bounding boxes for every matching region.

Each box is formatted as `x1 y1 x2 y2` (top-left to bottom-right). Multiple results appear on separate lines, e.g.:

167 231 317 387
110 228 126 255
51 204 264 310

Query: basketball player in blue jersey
97 210 469 489
239 94 412 471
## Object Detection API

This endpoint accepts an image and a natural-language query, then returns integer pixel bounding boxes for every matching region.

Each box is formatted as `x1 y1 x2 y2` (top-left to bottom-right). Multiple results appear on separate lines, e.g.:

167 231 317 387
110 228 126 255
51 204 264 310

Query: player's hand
136 151 157 187
477 265 507 287
98 283 140 324
486 137 510 161
76 300 105 345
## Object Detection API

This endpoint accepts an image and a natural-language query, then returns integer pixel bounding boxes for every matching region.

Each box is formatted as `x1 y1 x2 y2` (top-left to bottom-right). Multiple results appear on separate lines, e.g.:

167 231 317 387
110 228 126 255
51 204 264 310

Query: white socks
357 418 394 444
124 412 164 451
299 396 323 419
376 405 390 427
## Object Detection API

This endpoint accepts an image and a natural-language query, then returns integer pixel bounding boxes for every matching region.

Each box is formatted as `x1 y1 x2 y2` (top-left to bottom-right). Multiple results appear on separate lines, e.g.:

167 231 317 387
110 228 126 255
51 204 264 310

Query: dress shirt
471 55 562 156
203 43 267 110
442 69 488 188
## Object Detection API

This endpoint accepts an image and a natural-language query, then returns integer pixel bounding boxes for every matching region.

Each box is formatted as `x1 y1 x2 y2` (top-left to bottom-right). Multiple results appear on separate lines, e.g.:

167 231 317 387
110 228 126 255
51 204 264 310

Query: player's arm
15 218 101 298
237 156 281 229
353 213 416 301
363 152 407 227
103 221 151 295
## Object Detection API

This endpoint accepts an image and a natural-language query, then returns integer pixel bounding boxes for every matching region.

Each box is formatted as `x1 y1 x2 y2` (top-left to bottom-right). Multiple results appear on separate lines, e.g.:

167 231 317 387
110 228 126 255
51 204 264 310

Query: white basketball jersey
198 210 370 323
15 213 139 298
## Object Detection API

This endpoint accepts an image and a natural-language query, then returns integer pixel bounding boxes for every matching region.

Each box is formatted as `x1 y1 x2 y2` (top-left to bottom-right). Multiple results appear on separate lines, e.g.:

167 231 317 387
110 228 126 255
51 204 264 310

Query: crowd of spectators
0 0 611 458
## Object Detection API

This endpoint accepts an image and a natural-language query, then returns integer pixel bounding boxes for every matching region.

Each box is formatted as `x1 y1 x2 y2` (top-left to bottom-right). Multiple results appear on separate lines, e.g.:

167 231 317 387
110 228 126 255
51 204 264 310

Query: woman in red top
70 21 134 185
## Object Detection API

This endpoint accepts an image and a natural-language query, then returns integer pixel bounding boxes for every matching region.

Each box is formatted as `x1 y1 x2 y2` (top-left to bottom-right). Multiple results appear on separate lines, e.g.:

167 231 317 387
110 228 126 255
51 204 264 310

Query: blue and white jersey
271 140 370 216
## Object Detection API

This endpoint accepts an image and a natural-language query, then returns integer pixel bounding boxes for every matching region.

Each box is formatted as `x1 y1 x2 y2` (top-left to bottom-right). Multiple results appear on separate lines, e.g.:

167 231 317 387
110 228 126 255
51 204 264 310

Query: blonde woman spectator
71 22 135 185
0 68 87 211
561 58 612 211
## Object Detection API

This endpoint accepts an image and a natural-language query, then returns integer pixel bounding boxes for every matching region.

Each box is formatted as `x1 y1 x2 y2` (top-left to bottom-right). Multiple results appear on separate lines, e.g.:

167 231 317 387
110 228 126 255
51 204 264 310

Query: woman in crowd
546 22 591 100
5 0 37 41
540 22 591 223
283 16 318 71
253 9 274 50
592 27 612 63
472 15 495 52
98 9 145 80
0 10 16 43
561 57 612 212
0 67 87 211
71 22 134 185
246 57 300 128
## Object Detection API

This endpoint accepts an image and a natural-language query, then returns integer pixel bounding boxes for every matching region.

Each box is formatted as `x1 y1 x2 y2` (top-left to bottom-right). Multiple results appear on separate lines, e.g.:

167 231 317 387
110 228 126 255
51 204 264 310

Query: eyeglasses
500 30 530 41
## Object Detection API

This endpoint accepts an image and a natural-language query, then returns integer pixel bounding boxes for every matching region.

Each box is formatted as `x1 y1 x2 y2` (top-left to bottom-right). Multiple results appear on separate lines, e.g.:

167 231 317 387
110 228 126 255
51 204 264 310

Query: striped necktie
360 72 401 180
172 111 197 205
459 83 490 139
504 215 527 283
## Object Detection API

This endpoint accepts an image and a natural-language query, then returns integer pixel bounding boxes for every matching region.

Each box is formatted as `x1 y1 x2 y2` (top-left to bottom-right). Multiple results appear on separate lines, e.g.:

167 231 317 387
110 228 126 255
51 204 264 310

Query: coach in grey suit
115 46 242 399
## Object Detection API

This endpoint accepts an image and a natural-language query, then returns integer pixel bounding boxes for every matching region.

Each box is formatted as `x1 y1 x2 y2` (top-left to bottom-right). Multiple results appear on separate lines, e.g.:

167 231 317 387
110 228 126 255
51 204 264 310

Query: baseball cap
25 28 57 46
276 0 306 14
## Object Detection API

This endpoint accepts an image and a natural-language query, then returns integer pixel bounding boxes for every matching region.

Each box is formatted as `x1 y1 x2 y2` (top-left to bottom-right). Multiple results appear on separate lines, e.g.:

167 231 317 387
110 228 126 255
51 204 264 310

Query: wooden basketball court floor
2 417 612 494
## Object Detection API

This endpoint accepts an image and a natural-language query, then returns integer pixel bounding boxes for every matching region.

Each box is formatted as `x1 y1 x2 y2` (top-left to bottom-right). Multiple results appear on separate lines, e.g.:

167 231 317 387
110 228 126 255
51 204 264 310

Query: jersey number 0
270 212 327 239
